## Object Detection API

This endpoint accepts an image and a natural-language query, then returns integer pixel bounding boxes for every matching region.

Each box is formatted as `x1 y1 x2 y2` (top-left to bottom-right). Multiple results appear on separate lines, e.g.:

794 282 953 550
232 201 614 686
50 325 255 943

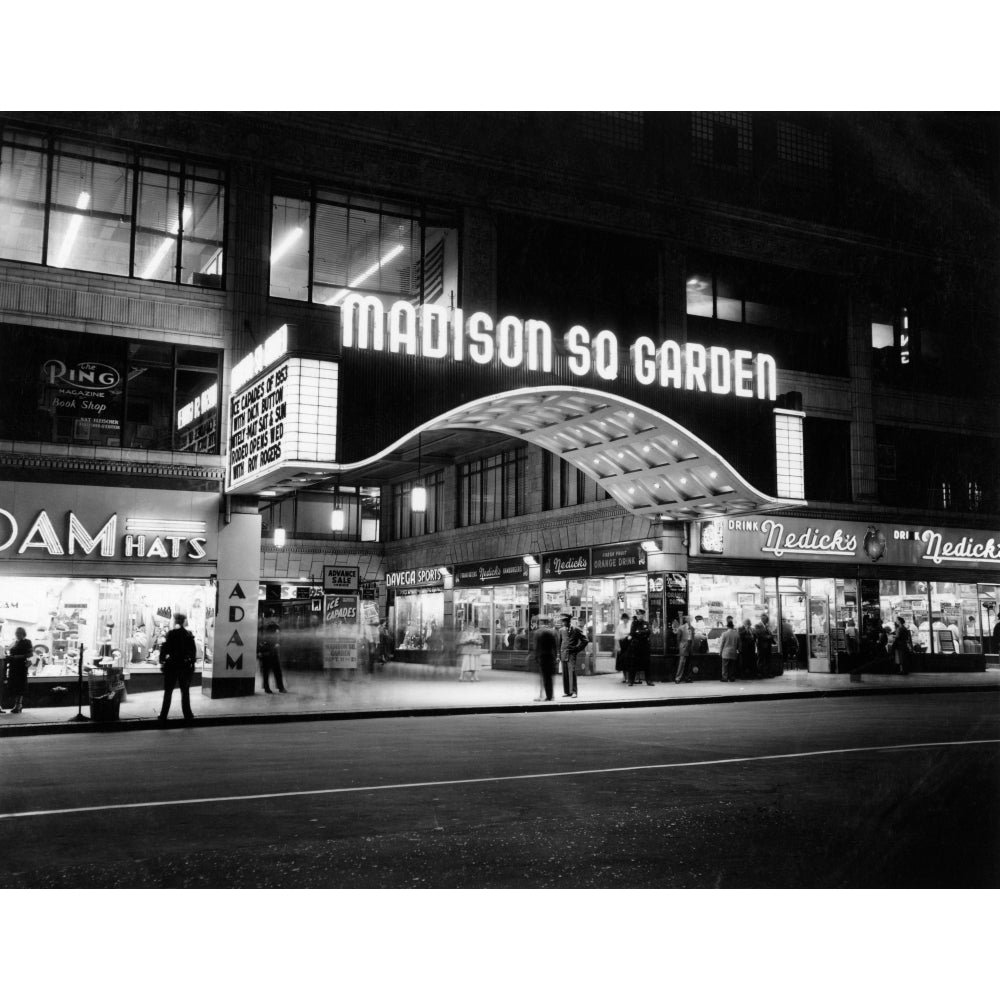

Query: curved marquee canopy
267 386 805 523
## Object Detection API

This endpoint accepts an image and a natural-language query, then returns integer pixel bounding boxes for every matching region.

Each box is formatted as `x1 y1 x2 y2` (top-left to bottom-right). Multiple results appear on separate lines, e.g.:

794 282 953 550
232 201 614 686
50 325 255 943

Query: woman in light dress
457 624 482 681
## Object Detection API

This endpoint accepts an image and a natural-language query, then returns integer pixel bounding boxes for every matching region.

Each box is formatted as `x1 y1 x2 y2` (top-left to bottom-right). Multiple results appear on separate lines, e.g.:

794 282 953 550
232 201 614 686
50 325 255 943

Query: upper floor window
542 452 608 510
270 184 458 310
0 323 221 453
691 112 753 172
392 471 445 540
0 127 225 285
686 254 847 376
261 487 381 543
458 448 526 527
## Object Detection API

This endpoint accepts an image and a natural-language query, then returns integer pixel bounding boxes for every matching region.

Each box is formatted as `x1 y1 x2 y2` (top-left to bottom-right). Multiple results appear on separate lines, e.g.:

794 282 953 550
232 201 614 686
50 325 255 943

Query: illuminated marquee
227 356 338 491
341 295 777 400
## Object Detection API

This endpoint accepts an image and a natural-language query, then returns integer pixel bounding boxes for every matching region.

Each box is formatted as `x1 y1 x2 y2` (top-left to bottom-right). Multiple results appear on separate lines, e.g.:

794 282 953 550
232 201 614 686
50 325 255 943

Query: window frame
0 124 227 287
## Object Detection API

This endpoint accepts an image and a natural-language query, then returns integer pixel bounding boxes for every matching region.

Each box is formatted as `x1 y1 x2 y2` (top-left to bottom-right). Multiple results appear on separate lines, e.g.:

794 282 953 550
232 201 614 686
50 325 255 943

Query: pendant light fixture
411 433 427 513
331 480 345 532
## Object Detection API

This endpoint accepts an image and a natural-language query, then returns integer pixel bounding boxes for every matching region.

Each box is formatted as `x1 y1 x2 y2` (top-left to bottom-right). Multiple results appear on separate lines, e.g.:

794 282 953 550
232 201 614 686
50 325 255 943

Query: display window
688 573 775 652
391 589 444 652
0 576 213 677
454 584 530 654
689 572 865 671
540 574 648 664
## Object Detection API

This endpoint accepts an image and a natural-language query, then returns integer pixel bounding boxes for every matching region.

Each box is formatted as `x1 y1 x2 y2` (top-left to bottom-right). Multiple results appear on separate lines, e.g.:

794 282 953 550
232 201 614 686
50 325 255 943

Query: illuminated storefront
385 565 447 662
0 482 219 706
540 543 653 673
689 515 997 672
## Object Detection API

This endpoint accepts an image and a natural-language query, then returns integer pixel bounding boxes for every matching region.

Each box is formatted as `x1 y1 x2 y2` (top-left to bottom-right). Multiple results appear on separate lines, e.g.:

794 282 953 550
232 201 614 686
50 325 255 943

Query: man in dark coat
532 624 558 702
628 608 653 685
157 613 197 721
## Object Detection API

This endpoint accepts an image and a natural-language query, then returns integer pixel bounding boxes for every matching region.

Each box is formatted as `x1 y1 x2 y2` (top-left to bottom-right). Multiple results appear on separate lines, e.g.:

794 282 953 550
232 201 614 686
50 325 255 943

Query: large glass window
0 127 225 285
391 472 444 540
261 488 381 544
686 255 847 376
542 452 608 510
0 576 213 679
0 324 221 452
459 448 526 527
269 185 458 310
391 590 445 652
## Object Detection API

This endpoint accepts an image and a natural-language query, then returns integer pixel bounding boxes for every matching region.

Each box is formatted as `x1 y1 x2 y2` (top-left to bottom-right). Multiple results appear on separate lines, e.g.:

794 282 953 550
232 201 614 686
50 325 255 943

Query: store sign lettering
386 568 442 588
341 296 777 400
920 529 1000 566
0 509 207 560
43 359 121 390
228 364 289 483
547 556 589 575
759 519 858 559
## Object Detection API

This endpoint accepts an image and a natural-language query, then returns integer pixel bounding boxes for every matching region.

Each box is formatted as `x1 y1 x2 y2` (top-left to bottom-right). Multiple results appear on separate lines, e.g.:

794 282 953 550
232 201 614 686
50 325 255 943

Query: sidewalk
2 663 999 737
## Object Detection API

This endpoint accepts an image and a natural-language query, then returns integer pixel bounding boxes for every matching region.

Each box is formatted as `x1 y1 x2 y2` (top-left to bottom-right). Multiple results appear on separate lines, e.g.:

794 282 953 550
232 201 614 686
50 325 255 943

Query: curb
2 682 998 739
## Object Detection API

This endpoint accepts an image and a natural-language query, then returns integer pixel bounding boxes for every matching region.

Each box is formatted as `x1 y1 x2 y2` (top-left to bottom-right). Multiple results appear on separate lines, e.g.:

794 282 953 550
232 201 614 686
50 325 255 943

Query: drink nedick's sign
341 295 777 400
696 516 1000 570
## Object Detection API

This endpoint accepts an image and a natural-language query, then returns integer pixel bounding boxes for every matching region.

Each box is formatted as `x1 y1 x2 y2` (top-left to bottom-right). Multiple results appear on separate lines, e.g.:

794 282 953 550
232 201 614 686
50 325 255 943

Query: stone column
205 501 262 698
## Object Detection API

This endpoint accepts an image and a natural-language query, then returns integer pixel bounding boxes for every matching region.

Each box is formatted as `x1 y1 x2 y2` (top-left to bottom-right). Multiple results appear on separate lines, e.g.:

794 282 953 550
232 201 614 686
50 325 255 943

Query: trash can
86 665 125 722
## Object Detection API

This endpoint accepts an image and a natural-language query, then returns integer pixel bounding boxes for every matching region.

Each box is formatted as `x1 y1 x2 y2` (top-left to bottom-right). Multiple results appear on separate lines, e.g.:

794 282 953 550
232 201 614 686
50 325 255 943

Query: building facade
2 111 998 706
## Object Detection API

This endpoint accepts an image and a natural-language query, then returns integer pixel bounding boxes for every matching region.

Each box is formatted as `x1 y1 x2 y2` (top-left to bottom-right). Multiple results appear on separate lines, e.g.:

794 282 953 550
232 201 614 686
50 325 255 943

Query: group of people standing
674 613 778 684
530 612 596 701
614 609 653 686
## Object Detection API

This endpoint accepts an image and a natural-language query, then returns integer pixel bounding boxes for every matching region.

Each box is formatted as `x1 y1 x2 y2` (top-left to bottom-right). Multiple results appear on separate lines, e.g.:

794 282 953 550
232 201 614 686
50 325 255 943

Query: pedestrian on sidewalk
3 627 32 713
257 622 287 694
753 614 775 679
615 612 632 683
531 623 558 701
628 608 653 685
157 613 197 721
557 614 584 697
889 616 913 675
674 614 694 683
457 623 482 681
719 616 739 682
737 619 756 679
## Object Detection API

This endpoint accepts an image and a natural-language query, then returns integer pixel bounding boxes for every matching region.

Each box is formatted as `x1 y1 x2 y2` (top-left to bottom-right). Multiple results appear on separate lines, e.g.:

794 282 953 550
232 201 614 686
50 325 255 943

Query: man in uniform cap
557 613 583 698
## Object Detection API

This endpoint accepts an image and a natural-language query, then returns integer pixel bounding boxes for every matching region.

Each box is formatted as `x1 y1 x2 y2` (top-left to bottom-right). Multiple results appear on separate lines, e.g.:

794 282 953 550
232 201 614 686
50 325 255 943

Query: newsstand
86 664 126 721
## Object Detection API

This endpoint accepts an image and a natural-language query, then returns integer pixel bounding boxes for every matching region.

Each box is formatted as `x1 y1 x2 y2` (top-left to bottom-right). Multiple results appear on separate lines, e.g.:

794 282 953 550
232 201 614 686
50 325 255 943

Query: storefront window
0 325 222 453
0 576 213 678
391 589 444 652
454 587 495 651
688 573 773 651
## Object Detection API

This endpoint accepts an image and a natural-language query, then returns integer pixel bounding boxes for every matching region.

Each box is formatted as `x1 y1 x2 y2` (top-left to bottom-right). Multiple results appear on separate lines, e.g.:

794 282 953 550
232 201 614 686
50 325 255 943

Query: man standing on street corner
557 613 583 698
158 612 197 722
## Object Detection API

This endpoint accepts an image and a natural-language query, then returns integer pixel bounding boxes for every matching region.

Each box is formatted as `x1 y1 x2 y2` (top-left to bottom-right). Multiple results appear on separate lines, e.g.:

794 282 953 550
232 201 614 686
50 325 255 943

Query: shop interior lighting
140 206 193 280
326 244 405 306
270 226 303 265
53 191 91 268
273 527 286 547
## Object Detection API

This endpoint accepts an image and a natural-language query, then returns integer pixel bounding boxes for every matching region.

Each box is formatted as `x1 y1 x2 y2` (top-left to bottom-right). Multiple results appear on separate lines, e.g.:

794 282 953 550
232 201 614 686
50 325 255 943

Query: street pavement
2 661 998 737
1 691 997 887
